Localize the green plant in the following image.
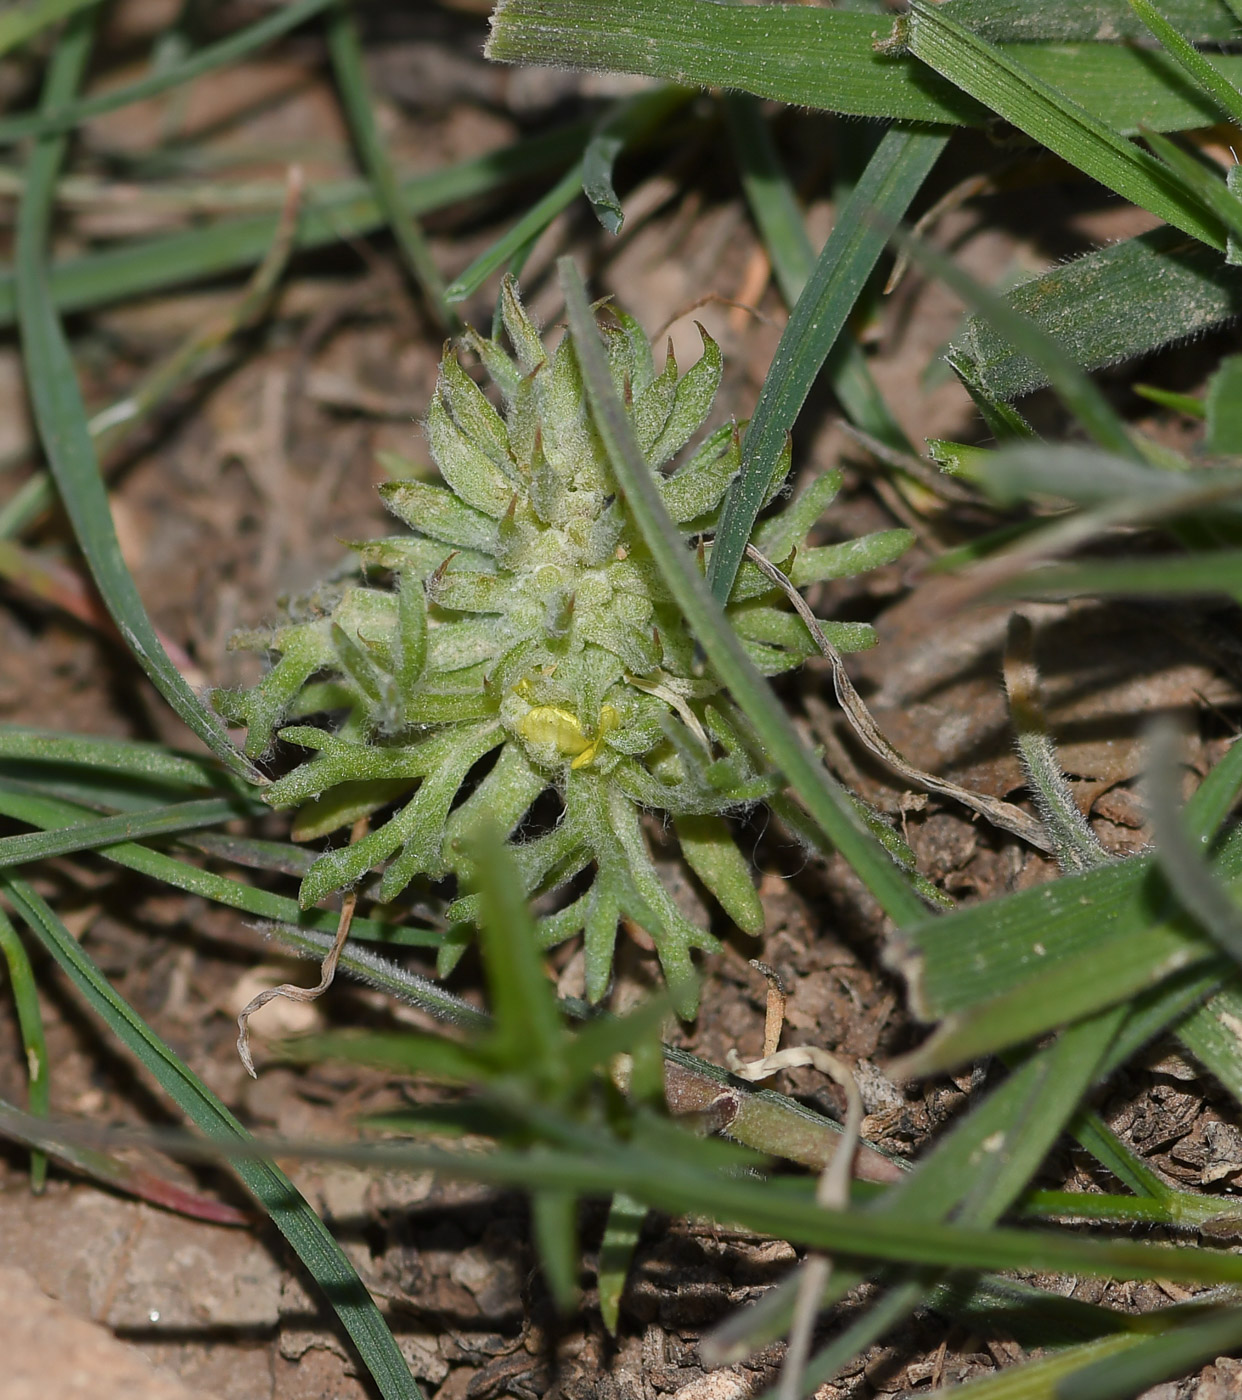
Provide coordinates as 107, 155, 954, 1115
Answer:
16, 4, 1242, 1400
214, 278, 910, 1015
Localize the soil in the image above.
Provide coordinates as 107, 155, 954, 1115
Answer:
3, 3, 1242, 1399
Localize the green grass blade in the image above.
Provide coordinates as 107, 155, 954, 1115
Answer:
467, 824, 562, 1069
995, 551, 1242, 601
930, 1334, 1153, 1400
2, 877, 422, 1400
445, 84, 689, 304
707, 127, 945, 602
0, 906, 48, 1189
903, 0, 1225, 248
0, 0, 334, 145
1176, 983, 1242, 1104
722, 94, 914, 455
598, 1191, 646, 1334
1129, 0, 1242, 128
14, 20, 261, 784
0, 122, 587, 329
1185, 729, 1242, 843
0, 0, 100, 59
953, 1009, 1127, 1226
0, 782, 439, 947
325, 0, 452, 328
0, 726, 254, 794
447, 159, 584, 303
559, 257, 928, 928
1057, 1310, 1242, 1400
900, 233, 1143, 461
1146, 723, 1242, 965
944, 0, 1240, 43
124, 1125, 1242, 1287
1069, 1110, 1170, 1200
488, 0, 980, 123
955, 226, 1242, 403
1143, 126, 1242, 247
487, 0, 1242, 134
0, 795, 255, 869
722, 94, 813, 301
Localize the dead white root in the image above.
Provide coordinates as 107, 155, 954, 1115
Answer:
236, 815, 366, 1077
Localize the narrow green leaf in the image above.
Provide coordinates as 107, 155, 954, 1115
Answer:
1132, 382, 1206, 418
1129, 0, 1242, 127
1142, 125, 1242, 246
708, 127, 945, 602
998, 552, 1242, 602
1185, 726, 1242, 843
128, 1125, 1242, 1287
0, 122, 588, 329
0, 0, 334, 145
488, 0, 980, 124
1058, 1310, 1242, 1400
1146, 722, 1242, 966
0, 781, 439, 947
1177, 983, 1242, 1104
14, 18, 261, 783
722, 93, 914, 455
903, 0, 1225, 248
899, 232, 1143, 462
447, 159, 584, 304
0, 0, 100, 59
3, 877, 422, 1400
0, 907, 48, 1189
0, 726, 254, 794
560, 257, 928, 929
956, 227, 1242, 403
598, 1191, 646, 1334
1207, 354, 1242, 453
487, 0, 1242, 134
945, 0, 1240, 43
467, 822, 563, 1070
0, 795, 256, 869
325, 1, 452, 328
531, 1186, 579, 1311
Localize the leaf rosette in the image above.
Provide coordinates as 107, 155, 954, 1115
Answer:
215, 279, 910, 1014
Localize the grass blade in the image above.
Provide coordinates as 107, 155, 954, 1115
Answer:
0, 781, 439, 948
0, 907, 48, 1189
325, 0, 452, 328
0, 726, 253, 794
0, 795, 256, 869
944, 0, 1240, 43
487, 0, 1242, 134
2, 877, 422, 1400
0, 122, 588, 329
0, 0, 334, 145
902, 0, 1225, 249
1146, 722, 1242, 966
559, 256, 928, 928
14, 17, 262, 783
899, 231, 1144, 461
995, 552, 1242, 602
445, 85, 689, 304
722, 94, 914, 455
95, 1121, 1242, 1287
1058, 1310, 1242, 1400
448, 160, 584, 304
707, 127, 945, 602
954, 226, 1242, 403
0, 0, 100, 59
1129, 0, 1242, 128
